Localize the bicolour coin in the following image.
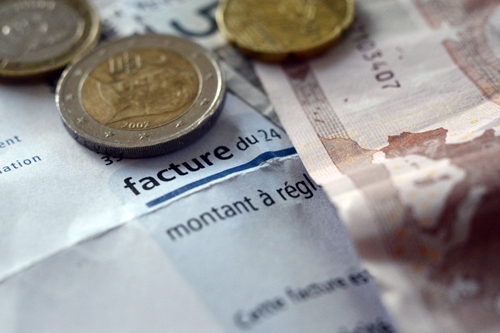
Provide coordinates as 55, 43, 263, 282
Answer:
56, 34, 226, 158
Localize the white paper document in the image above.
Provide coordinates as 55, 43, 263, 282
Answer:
0, 4, 394, 325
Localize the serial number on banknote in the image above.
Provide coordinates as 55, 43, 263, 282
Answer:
351, 19, 401, 90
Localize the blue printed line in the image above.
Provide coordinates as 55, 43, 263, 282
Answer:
146, 147, 297, 208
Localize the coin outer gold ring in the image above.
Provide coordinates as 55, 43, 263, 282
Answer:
0, 0, 100, 78
56, 35, 226, 158
216, 0, 355, 62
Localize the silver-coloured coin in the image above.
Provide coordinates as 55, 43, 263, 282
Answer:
0, 0, 100, 78
56, 34, 226, 158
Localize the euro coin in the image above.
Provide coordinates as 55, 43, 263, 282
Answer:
56, 34, 226, 158
216, 0, 355, 62
0, 0, 100, 79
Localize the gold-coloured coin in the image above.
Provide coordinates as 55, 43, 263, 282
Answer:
56, 34, 226, 158
0, 0, 100, 79
216, 0, 355, 62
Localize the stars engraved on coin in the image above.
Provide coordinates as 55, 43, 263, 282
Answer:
56, 35, 226, 158
65, 94, 73, 101
205, 73, 213, 80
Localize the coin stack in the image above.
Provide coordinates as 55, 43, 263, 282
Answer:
0, 0, 226, 158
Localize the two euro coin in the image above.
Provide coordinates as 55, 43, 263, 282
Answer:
0, 0, 100, 79
217, 0, 355, 62
56, 34, 226, 158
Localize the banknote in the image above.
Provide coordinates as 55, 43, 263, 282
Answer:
255, 1, 500, 333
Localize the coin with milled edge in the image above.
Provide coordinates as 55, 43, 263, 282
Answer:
0, 0, 100, 79
56, 34, 226, 158
216, 0, 355, 62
